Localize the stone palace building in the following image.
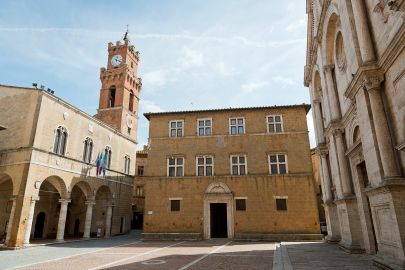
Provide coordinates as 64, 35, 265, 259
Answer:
0, 35, 141, 247
304, 0, 405, 269
141, 105, 322, 241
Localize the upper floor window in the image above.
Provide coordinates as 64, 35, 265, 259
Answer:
197, 118, 212, 136
268, 154, 288, 174
105, 146, 112, 169
82, 137, 93, 163
108, 86, 116, 108
135, 186, 144, 197
267, 115, 283, 133
167, 157, 184, 177
229, 117, 245, 135
137, 165, 144, 176
169, 120, 184, 137
196, 156, 213, 176
124, 155, 130, 174
129, 90, 134, 112
53, 126, 68, 156
230, 155, 247, 175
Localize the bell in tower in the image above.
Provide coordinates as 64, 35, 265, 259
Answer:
96, 31, 142, 141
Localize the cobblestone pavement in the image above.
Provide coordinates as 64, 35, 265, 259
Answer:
0, 232, 275, 270
276, 241, 375, 270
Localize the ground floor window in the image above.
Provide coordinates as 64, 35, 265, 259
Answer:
170, 199, 181, 211
276, 198, 287, 211
235, 198, 246, 211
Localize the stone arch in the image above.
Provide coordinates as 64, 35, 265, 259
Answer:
347, 117, 361, 146
38, 175, 67, 198
205, 182, 232, 194
71, 181, 92, 200
93, 185, 113, 237
0, 173, 14, 242
322, 2, 341, 66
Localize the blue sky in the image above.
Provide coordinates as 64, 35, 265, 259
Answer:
0, 0, 314, 149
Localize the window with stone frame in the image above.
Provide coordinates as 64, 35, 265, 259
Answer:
267, 115, 283, 133
167, 157, 184, 177
196, 156, 214, 176
230, 155, 247, 175
124, 155, 130, 174
268, 154, 288, 174
197, 118, 212, 136
82, 137, 93, 163
137, 165, 144, 176
229, 117, 245, 135
236, 198, 246, 211
169, 120, 184, 137
276, 198, 287, 211
105, 146, 112, 169
53, 126, 68, 156
135, 186, 144, 197
170, 199, 181, 211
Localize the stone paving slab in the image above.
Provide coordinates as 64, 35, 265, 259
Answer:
281, 241, 375, 270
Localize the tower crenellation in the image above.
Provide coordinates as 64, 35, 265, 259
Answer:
96, 33, 141, 141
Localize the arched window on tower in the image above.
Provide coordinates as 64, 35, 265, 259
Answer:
53, 126, 68, 156
82, 137, 93, 163
105, 146, 112, 169
129, 90, 134, 112
108, 86, 116, 108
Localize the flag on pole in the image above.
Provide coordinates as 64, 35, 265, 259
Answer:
102, 152, 107, 177
98, 152, 104, 176
95, 152, 101, 176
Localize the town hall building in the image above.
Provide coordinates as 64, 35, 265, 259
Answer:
0, 35, 141, 247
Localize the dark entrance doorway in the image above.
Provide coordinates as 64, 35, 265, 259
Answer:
34, 212, 45, 239
133, 212, 143, 229
74, 219, 80, 237
210, 203, 227, 238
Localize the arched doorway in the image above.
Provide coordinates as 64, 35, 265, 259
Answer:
32, 176, 66, 241
93, 186, 113, 237
203, 182, 234, 239
34, 212, 46, 239
67, 182, 89, 238
0, 174, 13, 243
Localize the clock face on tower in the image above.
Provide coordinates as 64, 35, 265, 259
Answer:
111, 54, 123, 67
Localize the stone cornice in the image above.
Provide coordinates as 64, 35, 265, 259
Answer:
343, 63, 381, 100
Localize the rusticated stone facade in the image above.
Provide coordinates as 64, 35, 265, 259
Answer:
141, 105, 322, 241
305, 1, 405, 269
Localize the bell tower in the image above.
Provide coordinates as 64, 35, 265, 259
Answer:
96, 33, 142, 141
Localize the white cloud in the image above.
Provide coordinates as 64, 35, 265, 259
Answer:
181, 46, 204, 68
140, 100, 164, 113
142, 69, 169, 88
214, 61, 235, 76
272, 76, 295, 88
286, 18, 306, 33
241, 81, 269, 93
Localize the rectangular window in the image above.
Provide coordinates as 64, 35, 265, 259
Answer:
236, 199, 246, 211
268, 154, 288, 175
229, 117, 245, 135
267, 115, 283, 133
230, 155, 247, 175
276, 198, 287, 211
167, 157, 184, 177
135, 186, 144, 197
170, 199, 180, 211
169, 120, 184, 137
197, 118, 212, 136
196, 156, 214, 176
137, 166, 144, 176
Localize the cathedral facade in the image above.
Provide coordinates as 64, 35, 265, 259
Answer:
305, 1, 405, 269
0, 37, 141, 247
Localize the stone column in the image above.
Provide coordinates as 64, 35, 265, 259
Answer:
23, 196, 39, 246
105, 204, 113, 237
56, 199, 71, 242
313, 100, 325, 144
5, 196, 17, 246
350, 0, 375, 63
320, 153, 333, 202
334, 130, 353, 196
323, 65, 341, 121
83, 200, 95, 239
363, 76, 401, 178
